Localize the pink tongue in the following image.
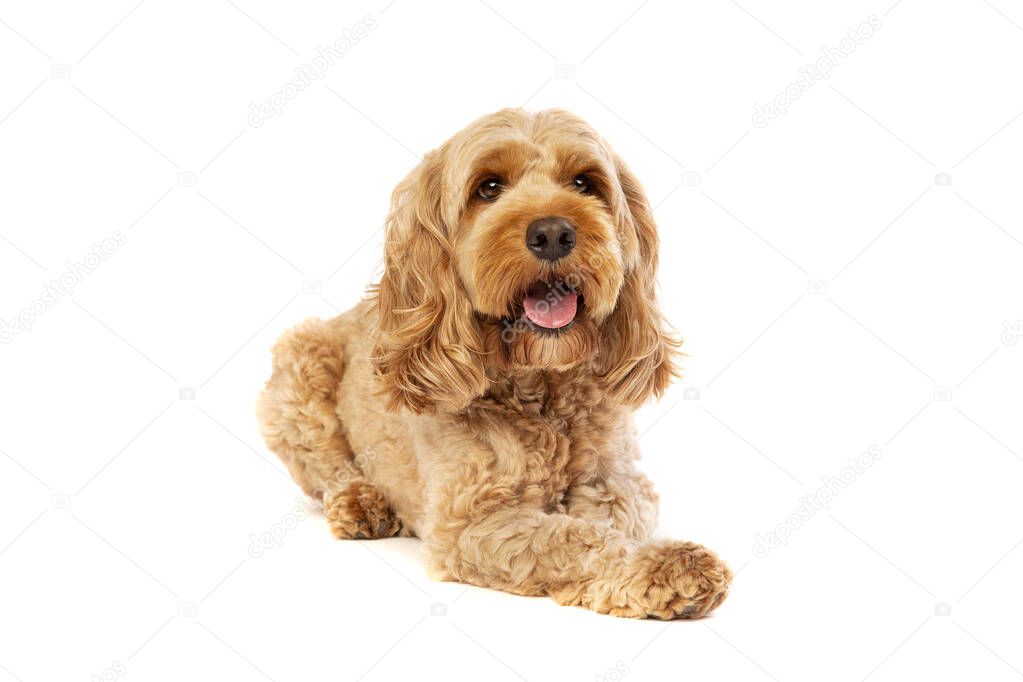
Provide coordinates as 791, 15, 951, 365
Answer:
523, 292, 578, 329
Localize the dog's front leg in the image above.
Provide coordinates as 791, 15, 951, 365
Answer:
564, 464, 661, 541
421, 468, 731, 619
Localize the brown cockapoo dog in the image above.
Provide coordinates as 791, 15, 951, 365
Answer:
258, 108, 732, 619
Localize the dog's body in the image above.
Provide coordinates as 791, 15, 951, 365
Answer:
258, 109, 731, 619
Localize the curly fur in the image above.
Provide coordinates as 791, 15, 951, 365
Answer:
257, 108, 731, 619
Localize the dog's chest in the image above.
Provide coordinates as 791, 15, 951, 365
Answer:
476, 370, 622, 507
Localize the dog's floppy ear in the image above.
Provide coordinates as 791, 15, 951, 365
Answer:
371, 151, 488, 414
597, 154, 682, 405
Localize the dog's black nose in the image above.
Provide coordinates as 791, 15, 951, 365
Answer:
526, 217, 576, 261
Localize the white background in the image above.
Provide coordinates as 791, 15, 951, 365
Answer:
2, 1, 1022, 680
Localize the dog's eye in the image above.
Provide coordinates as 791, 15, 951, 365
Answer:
478, 177, 503, 201
572, 175, 592, 194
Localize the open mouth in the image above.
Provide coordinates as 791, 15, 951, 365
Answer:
518, 280, 581, 332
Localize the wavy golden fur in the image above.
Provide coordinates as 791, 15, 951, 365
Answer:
258, 109, 731, 619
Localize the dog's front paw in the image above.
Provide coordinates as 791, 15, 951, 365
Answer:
325, 481, 402, 540
590, 540, 732, 620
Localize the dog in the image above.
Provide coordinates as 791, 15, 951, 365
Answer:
257, 108, 732, 619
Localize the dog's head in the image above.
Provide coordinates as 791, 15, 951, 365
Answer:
372, 108, 679, 413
